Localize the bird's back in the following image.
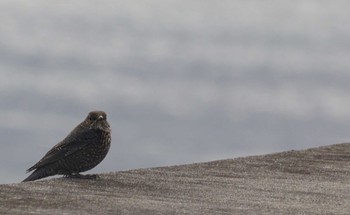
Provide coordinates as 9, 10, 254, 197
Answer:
23, 117, 111, 182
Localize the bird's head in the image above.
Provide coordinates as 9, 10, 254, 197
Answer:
85, 111, 111, 132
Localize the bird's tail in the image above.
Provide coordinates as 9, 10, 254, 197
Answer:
22, 168, 55, 182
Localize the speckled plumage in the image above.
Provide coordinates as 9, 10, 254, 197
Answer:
22, 111, 111, 182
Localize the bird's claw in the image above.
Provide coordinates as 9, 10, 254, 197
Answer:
64, 173, 99, 180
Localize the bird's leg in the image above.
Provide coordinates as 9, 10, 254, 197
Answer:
64, 173, 99, 180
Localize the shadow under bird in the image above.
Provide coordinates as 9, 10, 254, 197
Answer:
22, 111, 111, 182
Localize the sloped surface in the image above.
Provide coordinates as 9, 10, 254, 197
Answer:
1, 143, 350, 214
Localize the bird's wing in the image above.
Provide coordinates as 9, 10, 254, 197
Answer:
26, 127, 98, 172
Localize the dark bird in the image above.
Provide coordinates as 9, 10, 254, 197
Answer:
22, 111, 111, 182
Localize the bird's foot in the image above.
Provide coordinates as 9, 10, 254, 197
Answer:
64, 173, 99, 180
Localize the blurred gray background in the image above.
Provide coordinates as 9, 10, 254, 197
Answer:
1, 1, 350, 184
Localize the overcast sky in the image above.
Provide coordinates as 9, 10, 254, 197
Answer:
1, 1, 350, 184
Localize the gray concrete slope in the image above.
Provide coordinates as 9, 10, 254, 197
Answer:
1, 143, 350, 214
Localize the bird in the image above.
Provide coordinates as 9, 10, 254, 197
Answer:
22, 111, 111, 182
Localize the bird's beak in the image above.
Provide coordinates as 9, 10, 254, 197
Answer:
98, 115, 104, 120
